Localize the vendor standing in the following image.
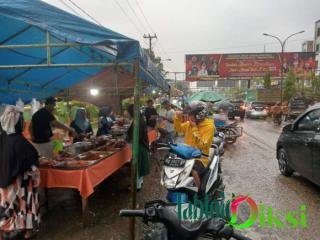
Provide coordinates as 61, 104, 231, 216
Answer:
29, 97, 77, 159
70, 108, 93, 143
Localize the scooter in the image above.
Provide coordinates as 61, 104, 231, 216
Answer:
158, 143, 224, 204
120, 200, 252, 240
216, 122, 243, 144
214, 132, 225, 156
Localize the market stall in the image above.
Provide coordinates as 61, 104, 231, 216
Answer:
0, 0, 167, 234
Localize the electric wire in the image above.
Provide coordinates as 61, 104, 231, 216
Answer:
66, 0, 103, 26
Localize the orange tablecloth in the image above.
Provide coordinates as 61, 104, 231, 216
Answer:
147, 129, 158, 144
40, 144, 131, 199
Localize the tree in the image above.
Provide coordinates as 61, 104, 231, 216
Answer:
312, 74, 320, 99
263, 72, 271, 89
284, 70, 297, 101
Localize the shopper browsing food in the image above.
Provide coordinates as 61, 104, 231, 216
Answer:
0, 106, 40, 240
70, 108, 93, 143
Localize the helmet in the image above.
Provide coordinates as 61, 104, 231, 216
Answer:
187, 101, 208, 122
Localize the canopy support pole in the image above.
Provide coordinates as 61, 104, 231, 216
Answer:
46, 31, 51, 65
114, 65, 121, 112
130, 59, 140, 240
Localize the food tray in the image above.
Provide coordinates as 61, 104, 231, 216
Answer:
52, 160, 97, 170
76, 151, 114, 161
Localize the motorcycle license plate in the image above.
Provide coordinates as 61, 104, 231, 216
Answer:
164, 158, 186, 168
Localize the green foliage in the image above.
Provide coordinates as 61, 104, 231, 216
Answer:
54, 101, 70, 124
284, 70, 297, 101
312, 75, 320, 98
54, 101, 99, 124
263, 72, 271, 89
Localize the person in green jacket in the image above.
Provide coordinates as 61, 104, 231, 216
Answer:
126, 104, 150, 190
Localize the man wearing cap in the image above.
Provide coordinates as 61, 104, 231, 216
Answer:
29, 97, 77, 159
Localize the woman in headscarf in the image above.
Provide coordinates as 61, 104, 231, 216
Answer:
96, 107, 114, 137
0, 106, 40, 240
126, 104, 150, 190
70, 108, 93, 143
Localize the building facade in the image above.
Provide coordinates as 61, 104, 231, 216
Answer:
302, 41, 314, 52
315, 20, 320, 75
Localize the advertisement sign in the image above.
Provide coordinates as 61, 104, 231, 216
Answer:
185, 52, 316, 81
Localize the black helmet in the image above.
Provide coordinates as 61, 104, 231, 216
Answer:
186, 101, 208, 122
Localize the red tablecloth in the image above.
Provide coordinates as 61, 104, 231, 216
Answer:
40, 130, 157, 199
40, 144, 131, 198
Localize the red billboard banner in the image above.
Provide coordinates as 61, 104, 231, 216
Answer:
185, 52, 316, 81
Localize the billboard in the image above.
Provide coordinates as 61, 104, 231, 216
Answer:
185, 52, 316, 81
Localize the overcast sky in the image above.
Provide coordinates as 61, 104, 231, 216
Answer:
44, 0, 320, 80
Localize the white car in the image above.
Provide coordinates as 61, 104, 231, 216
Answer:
246, 102, 268, 119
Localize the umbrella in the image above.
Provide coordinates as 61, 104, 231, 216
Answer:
188, 91, 228, 103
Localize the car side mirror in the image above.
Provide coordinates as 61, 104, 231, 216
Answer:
283, 123, 294, 132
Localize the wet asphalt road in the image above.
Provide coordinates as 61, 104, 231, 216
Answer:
222, 118, 320, 240
34, 118, 320, 240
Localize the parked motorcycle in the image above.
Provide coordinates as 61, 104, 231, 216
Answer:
216, 122, 243, 144
120, 200, 252, 240
157, 143, 224, 204
214, 132, 225, 156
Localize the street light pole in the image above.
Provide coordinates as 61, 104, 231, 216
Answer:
262, 31, 305, 104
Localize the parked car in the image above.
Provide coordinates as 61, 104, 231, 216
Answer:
287, 97, 308, 120
228, 100, 246, 120
276, 104, 320, 185
246, 101, 268, 119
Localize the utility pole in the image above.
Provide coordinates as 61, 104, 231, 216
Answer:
143, 33, 157, 56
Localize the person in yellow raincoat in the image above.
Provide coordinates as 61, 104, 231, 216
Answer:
174, 101, 215, 188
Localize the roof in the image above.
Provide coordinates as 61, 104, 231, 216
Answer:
0, 0, 169, 104
307, 103, 320, 111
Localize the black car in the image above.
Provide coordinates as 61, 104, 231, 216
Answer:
228, 100, 246, 120
276, 104, 320, 185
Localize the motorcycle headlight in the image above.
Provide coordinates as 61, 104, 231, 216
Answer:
164, 176, 177, 189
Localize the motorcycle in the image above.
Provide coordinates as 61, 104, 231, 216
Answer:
157, 143, 224, 204
216, 122, 243, 144
120, 200, 252, 240
214, 132, 225, 156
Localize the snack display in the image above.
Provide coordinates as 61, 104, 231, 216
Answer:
39, 136, 127, 170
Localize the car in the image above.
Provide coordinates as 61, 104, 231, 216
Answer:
287, 97, 309, 120
276, 104, 320, 185
246, 101, 268, 119
228, 100, 246, 120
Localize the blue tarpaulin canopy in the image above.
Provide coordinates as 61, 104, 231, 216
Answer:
0, 0, 169, 104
